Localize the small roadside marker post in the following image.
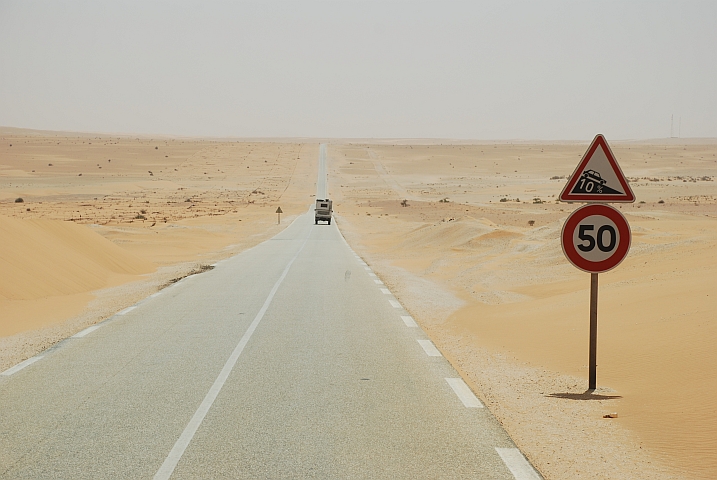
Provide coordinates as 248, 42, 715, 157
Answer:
276, 206, 282, 224
559, 135, 635, 390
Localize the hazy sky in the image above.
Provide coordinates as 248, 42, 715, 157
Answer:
1, 1, 716, 139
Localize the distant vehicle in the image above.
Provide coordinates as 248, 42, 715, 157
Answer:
315, 198, 332, 225
582, 170, 607, 185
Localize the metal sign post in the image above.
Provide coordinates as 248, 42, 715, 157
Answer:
276, 206, 283, 224
562, 203, 631, 390
560, 134, 634, 391
589, 273, 598, 390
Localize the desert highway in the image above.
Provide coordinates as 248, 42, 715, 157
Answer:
0, 145, 541, 479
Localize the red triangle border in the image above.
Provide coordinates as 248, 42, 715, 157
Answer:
559, 134, 635, 203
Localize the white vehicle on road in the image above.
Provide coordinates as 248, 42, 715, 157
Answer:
315, 198, 332, 225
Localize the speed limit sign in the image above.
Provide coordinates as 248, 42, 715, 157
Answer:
561, 203, 631, 273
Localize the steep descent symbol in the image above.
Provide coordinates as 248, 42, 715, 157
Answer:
559, 134, 635, 203
571, 169, 623, 195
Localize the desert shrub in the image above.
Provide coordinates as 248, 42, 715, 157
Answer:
15, 197, 23, 203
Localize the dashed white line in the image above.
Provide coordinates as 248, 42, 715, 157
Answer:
389, 300, 402, 309
364, 266, 371, 271
495, 448, 542, 480
417, 340, 442, 357
1, 356, 44, 376
401, 315, 418, 327
380, 288, 391, 295
72, 325, 101, 338
117, 305, 136, 315
368, 272, 377, 277
445, 378, 484, 408
373, 279, 383, 284
150, 292, 162, 298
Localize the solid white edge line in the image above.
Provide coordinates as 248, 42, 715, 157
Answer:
417, 339, 442, 357
72, 325, 101, 338
380, 288, 391, 295
495, 448, 542, 480
389, 300, 402, 309
117, 305, 136, 315
1, 356, 44, 376
445, 378, 484, 408
401, 315, 418, 327
153, 236, 310, 480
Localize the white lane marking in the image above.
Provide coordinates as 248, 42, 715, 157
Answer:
401, 315, 418, 327
389, 300, 402, 309
374, 279, 383, 285
1, 356, 44, 376
72, 325, 101, 338
380, 288, 391, 295
417, 339, 442, 357
368, 272, 377, 277
359, 261, 367, 266
117, 305, 136, 315
154, 236, 310, 480
364, 266, 371, 271
445, 378, 484, 408
150, 292, 162, 298
496, 448, 542, 480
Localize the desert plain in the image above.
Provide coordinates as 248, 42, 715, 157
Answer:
1, 127, 716, 479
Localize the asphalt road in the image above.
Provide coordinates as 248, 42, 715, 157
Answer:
0, 145, 542, 479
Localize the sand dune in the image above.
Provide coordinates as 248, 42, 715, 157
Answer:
0, 216, 153, 336
0, 131, 317, 365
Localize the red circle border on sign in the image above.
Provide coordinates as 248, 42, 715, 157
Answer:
561, 204, 631, 273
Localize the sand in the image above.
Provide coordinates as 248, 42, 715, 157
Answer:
2, 129, 716, 478
0, 128, 317, 370
329, 141, 717, 479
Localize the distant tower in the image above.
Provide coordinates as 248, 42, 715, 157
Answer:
671, 114, 674, 138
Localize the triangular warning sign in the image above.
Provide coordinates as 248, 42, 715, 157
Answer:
559, 134, 635, 203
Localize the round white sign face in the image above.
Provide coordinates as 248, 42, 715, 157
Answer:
571, 214, 621, 263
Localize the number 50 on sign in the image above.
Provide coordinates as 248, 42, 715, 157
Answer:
561, 204, 631, 274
